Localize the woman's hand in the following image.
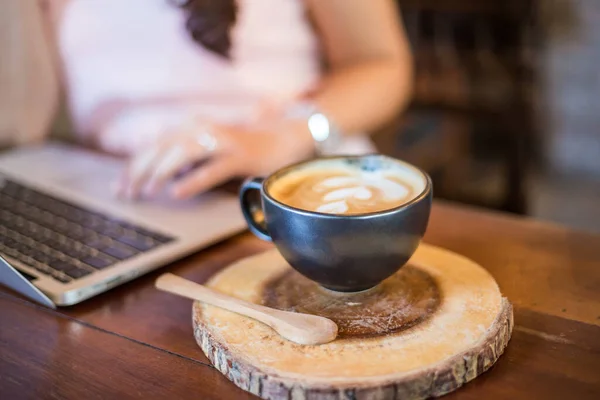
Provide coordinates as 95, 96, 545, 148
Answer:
116, 119, 315, 200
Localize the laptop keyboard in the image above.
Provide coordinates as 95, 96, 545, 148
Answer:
0, 179, 174, 284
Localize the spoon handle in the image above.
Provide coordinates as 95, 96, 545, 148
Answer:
155, 273, 277, 326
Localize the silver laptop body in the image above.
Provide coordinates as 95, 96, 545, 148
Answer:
0, 143, 246, 306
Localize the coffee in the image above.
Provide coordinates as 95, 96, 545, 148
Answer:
240, 154, 432, 291
269, 161, 425, 215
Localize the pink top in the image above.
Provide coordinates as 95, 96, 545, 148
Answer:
57, 0, 373, 154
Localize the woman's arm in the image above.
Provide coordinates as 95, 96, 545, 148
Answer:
119, 0, 412, 199
0, 0, 61, 147
305, 0, 413, 135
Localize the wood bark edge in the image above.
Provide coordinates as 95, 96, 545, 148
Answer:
193, 298, 513, 400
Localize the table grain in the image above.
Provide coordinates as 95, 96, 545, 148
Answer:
1, 201, 599, 399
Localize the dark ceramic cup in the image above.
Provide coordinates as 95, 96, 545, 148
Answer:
239, 155, 432, 292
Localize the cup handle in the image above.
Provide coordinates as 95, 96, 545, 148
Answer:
239, 177, 272, 241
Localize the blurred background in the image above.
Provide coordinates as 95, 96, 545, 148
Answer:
370, 0, 600, 232
3, 0, 600, 233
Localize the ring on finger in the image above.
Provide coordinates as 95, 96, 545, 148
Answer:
195, 125, 218, 153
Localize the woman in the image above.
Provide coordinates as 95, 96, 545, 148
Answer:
2, 0, 413, 200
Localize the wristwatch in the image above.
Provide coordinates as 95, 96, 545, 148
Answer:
284, 102, 342, 155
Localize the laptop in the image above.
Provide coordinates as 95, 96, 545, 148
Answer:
0, 143, 246, 307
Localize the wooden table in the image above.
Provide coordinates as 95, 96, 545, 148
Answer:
1, 202, 599, 399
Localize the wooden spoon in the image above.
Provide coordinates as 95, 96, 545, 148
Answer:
155, 273, 338, 345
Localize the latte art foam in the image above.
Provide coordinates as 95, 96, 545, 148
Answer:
269, 168, 420, 215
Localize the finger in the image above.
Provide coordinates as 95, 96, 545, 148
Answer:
170, 157, 238, 200
119, 145, 166, 200
142, 143, 210, 196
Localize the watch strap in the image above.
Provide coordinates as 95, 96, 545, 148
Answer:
284, 102, 342, 155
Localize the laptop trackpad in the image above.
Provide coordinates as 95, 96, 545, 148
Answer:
0, 144, 242, 232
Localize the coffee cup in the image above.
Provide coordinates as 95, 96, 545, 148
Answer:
239, 155, 432, 292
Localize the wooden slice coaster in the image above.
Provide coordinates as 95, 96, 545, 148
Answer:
193, 244, 513, 400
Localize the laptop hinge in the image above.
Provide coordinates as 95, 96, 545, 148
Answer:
0, 255, 56, 309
